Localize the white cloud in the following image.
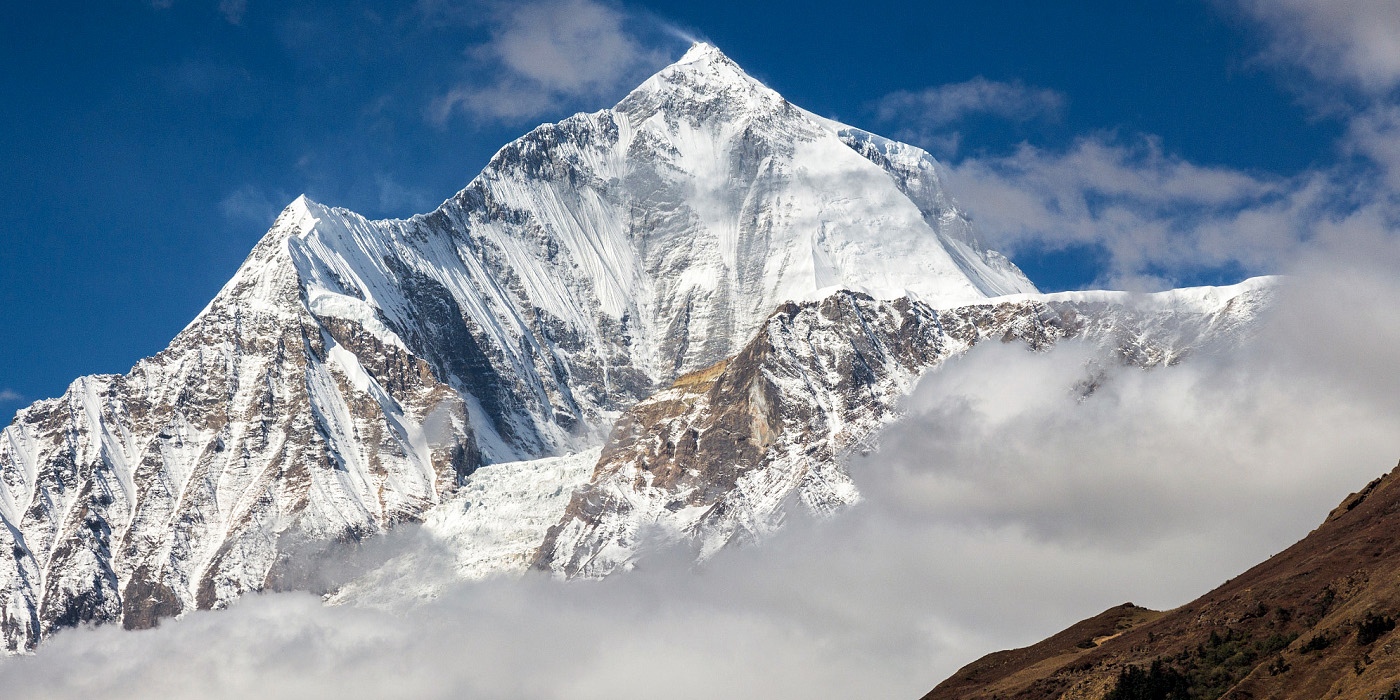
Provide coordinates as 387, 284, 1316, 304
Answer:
848, 5, 1400, 294
876, 77, 1065, 127
942, 135, 1352, 289
865, 4, 1400, 291
429, 0, 672, 123
0, 390, 22, 403
4, 234, 1400, 698
1233, 0, 1400, 95
1343, 104, 1400, 189
872, 78, 1064, 157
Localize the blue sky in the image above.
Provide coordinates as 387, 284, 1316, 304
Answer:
2, 0, 1397, 416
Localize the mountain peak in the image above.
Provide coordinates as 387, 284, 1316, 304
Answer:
617, 41, 780, 123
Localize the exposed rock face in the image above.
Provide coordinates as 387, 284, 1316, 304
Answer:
535, 282, 1274, 578
921, 458, 1400, 700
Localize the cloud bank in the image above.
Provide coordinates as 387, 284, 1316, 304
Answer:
942, 136, 1334, 290
1233, 0, 1400, 95
874, 78, 1065, 128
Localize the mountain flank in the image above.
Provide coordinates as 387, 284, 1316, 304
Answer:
923, 459, 1400, 700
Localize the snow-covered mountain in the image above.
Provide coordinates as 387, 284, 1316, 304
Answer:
0, 43, 1269, 651
534, 280, 1273, 578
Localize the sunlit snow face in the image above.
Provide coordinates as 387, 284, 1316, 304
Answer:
4, 236, 1400, 700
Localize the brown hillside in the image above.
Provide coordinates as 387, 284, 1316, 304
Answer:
923, 459, 1400, 700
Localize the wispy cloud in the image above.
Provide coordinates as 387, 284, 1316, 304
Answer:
1232, 0, 1400, 96
871, 78, 1064, 156
928, 2, 1400, 291
0, 389, 22, 403
220, 185, 294, 226
876, 78, 1065, 128
428, 0, 675, 123
943, 134, 1339, 289
1344, 104, 1400, 189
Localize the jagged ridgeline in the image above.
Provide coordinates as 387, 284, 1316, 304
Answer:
0, 43, 1273, 652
